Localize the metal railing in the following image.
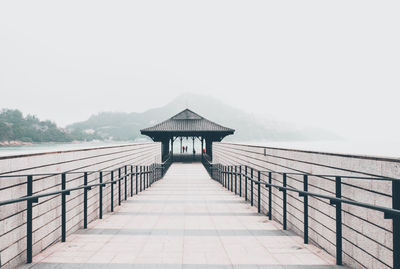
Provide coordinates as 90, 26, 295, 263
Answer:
0, 160, 171, 264
201, 158, 400, 268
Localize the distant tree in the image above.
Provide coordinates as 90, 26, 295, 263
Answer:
0, 108, 96, 143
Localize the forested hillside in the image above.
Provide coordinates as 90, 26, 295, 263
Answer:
0, 109, 98, 143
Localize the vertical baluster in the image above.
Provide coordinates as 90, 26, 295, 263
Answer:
231, 166, 233, 192
99, 172, 103, 219
224, 166, 226, 188
239, 166, 242, 197
136, 166, 139, 194
303, 175, 308, 244
140, 166, 143, 192
245, 166, 248, 201
118, 168, 121, 205
250, 168, 254, 206
26, 175, 33, 263
257, 171, 261, 213
392, 179, 400, 269
146, 165, 150, 188
111, 170, 114, 212
268, 172, 272, 220
235, 166, 237, 195
124, 165, 127, 200
83, 172, 88, 229
283, 173, 287, 230
130, 165, 134, 196
228, 166, 231, 191
335, 176, 342, 265
61, 173, 67, 242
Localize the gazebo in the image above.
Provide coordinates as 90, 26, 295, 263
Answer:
140, 109, 235, 161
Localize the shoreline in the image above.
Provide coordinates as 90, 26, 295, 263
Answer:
0, 140, 34, 146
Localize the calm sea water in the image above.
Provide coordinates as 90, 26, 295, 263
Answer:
243, 139, 400, 159
0, 139, 399, 159
0, 141, 133, 157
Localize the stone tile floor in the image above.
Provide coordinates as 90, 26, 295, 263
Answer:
21, 163, 346, 269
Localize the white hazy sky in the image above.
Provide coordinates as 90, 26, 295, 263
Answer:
0, 0, 399, 140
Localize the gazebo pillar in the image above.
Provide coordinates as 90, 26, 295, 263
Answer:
205, 138, 213, 160
161, 138, 170, 161
170, 137, 174, 160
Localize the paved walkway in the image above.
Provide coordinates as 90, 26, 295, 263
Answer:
24, 163, 342, 269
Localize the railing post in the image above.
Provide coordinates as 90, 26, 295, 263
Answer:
250, 168, 254, 206
145, 165, 147, 190
282, 173, 287, 230
231, 166, 233, 192
83, 172, 88, 229
61, 173, 67, 242
226, 166, 228, 189
231, 166, 234, 192
303, 175, 309, 244
219, 164, 222, 183
118, 167, 121, 206
140, 166, 143, 192
26, 175, 33, 263
149, 165, 152, 185
144, 166, 147, 189
229, 166, 232, 191
99, 171, 103, 219
227, 166, 229, 190
393, 179, 400, 269
245, 166, 248, 201
111, 170, 114, 212
239, 166, 242, 197
221, 164, 223, 184
268, 172, 272, 220
136, 166, 139, 194
224, 166, 226, 188
144, 166, 147, 188
131, 165, 134, 197
335, 176, 342, 265
124, 165, 127, 200
146, 165, 150, 188
257, 171, 261, 213
152, 164, 155, 185
235, 166, 237, 195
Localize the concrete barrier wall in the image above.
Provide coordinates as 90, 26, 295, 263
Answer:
0, 143, 161, 269
213, 142, 398, 269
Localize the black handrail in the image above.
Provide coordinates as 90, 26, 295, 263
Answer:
0, 161, 167, 264
204, 162, 400, 269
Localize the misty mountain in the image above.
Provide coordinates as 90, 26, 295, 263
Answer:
66, 93, 338, 142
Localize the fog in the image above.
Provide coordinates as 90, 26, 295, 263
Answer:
1, 0, 399, 140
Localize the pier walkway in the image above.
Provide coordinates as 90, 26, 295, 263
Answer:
23, 163, 341, 269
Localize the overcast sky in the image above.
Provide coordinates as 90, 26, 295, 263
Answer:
0, 0, 399, 140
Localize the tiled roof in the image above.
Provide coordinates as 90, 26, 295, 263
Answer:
141, 109, 234, 133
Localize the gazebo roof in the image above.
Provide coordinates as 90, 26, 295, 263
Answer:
140, 109, 235, 134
